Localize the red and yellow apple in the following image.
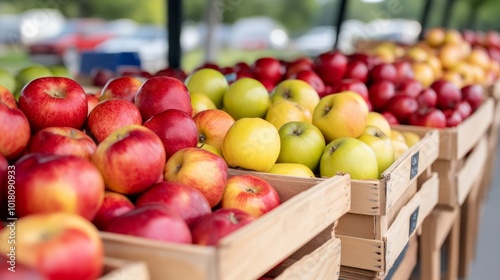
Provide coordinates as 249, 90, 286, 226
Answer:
0, 89, 30, 161
99, 76, 143, 102
28, 127, 96, 160
91, 191, 135, 231
193, 109, 235, 152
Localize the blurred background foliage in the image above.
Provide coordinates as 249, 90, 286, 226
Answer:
1, 0, 500, 33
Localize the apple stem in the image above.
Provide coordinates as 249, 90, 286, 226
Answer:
198, 134, 206, 143
70, 129, 78, 138
228, 213, 239, 224
245, 188, 256, 193
293, 128, 303, 136
283, 89, 292, 99
323, 106, 331, 115
329, 146, 337, 154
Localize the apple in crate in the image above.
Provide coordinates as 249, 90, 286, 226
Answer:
86, 98, 142, 143
270, 79, 320, 117
461, 84, 485, 111
397, 78, 423, 98
92, 125, 166, 195
369, 62, 398, 83
313, 91, 368, 142
193, 109, 235, 152
221, 174, 281, 218
134, 76, 192, 121
185, 68, 229, 109
267, 163, 315, 178
265, 99, 312, 130
191, 208, 255, 246
344, 60, 369, 83
28, 127, 96, 160
136, 181, 212, 228
417, 88, 438, 109
106, 203, 192, 244
276, 121, 325, 172
164, 147, 228, 207
285, 57, 313, 78
431, 80, 462, 110
18, 77, 88, 132
333, 79, 369, 103
14, 153, 105, 220
320, 137, 379, 180
386, 95, 419, 124
222, 118, 281, 172
0, 84, 16, 108
0, 213, 104, 280
92, 191, 135, 231
314, 50, 348, 84
358, 126, 395, 177
144, 109, 198, 160
86, 93, 100, 115
290, 69, 326, 97
366, 111, 392, 137
222, 78, 270, 120
252, 57, 284, 86
190, 92, 217, 116
0, 90, 30, 161
99, 76, 143, 102
369, 80, 396, 112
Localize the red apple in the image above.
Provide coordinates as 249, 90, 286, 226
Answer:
134, 76, 192, 121
221, 174, 281, 218
285, 57, 313, 78
91, 125, 166, 195
191, 208, 255, 245
455, 101, 472, 120
0, 96, 30, 162
28, 127, 96, 160
417, 88, 438, 109
334, 79, 369, 102
443, 109, 463, 127
349, 53, 381, 70
86, 94, 100, 115
369, 63, 397, 83
195, 62, 220, 71
91, 67, 115, 87
99, 76, 143, 102
314, 51, 348, 84
154, 67, 188, 81
14, 153, 105, 220
369, 80, 396, 111
234, 62, 252, 74
91, 191, 135, 231
411, 108, 447, 128
461, 84, 485, 111
0, 154, 7, 211
344, 60, 368, 83
252, 57, 283, 85
106, 203, 192, 244
0, 84, 16, 108
193, 109, 235, 151
18, 77, 88, 132
143, 109, 198, 159
397, 79, 423, 98
291, 70, 326, 97
387, 95, 419, 123
430, 80, 462, 110
164, 147, 228, 207
382, 111, 400, 125
484, 30, 500, 49
86, 98, 142, 143
393, 60, 415, 82
136, 181, 211, 227
0, 212, 104, 280
260, 78, 276, 93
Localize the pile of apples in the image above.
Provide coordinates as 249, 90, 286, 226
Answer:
0, 75, 287, 280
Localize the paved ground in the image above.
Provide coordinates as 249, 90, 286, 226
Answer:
468, 142, 500, 280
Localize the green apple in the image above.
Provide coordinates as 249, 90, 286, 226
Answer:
265, 99, 311, 130
402, 131, 421, 148
15, 65, 53, 98
198, 143, 223, 158
313, 92, 368, 142
366, 111, 391, 137
268, 163, 315, 178
0, 67, 16, 94
185, 68, 228, 108
319, 137, 378, 180
357, 126, 395, 177
190, 92, 217, 116
391, 139, 409, 160
48, 65, 73, 78
222, 118, 280, 172
222, 78, 270, 120
270, 79, 320, 115
276, 121, 325, 172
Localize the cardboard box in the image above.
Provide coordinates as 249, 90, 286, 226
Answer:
101, 174, 350, 280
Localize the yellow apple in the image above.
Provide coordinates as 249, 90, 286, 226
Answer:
265, 99, 312, 130
444, 29, 463, 45
190, 92, 217, 116
391, 139, 409, 160
185, 68, 228, 108
439, 44, 463, 69
222, 118, 280, 172
402, 131, 421, 147
313, 92, 368, 142
406, 46, 429, 62
427, 55, 443, 79
270, 79, 320, 115
467, 47, 491, 69
390, 130, 406, 143
442, 71, 464, 89
451, 62, 475, 86
425, 27, 446, 48
222, 78, 270, 120
199, 143, 223, 158
357, 126, 395, 177
319, 137, 379, 180
267, 163, 315, 178
411, 62, 435, 88
366, 111, 391, 137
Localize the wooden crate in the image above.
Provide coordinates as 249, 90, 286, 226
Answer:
338, 234, 418, 280
337, 172, 439, 276
265, 236, 342, 280
419, 205, 461, 280
101, 173, 350, 280
100, 257, 149, 280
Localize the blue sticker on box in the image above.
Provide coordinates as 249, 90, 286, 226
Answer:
410, 151, 419, 180
409, 207, 419, 236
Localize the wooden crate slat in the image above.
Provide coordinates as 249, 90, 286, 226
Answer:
338, 235, 384, 271
457, 137, 488, 205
